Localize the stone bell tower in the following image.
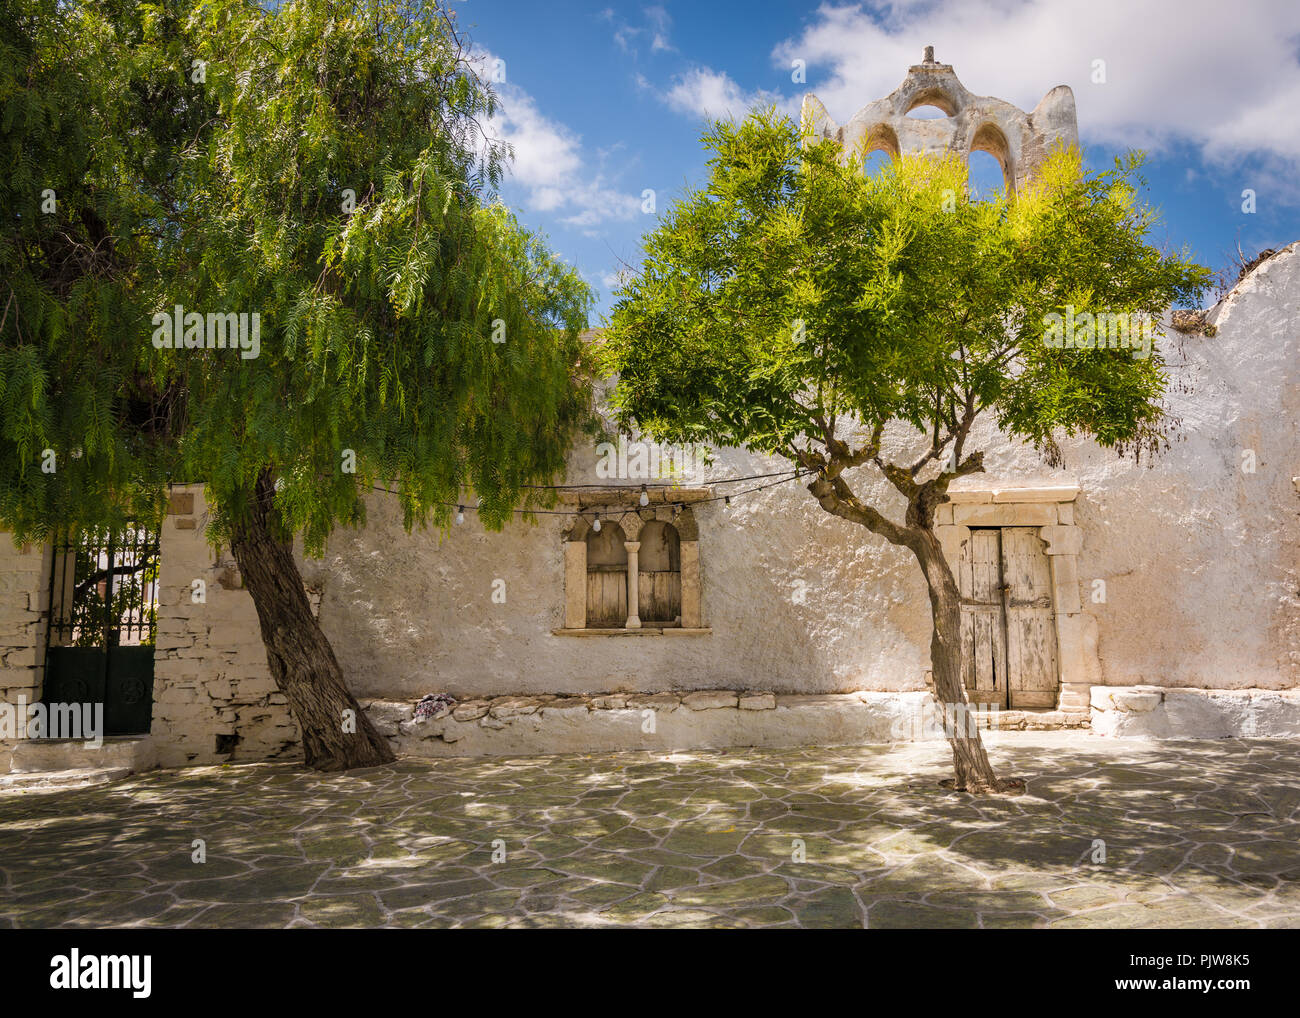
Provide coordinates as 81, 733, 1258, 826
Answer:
800, 47, 1078, 193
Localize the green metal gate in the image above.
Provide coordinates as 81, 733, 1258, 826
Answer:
42, 525, 160, 736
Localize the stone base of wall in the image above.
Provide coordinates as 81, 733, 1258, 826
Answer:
1091, 686, 1300, 738
0, 735, 157, 775
970, 707, 1089, 730
362, 689, 1088, 759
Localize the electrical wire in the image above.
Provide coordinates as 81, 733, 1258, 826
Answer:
368, 468, 816, 519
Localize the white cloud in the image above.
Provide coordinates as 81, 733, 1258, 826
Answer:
646, 5, 675, 53
601, 5, 677, 57
771, 0, 1300, 166
663, 67, 788, 121
473, 50, 640, 230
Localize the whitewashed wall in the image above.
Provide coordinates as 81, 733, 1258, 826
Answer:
301, 244, 1300, 701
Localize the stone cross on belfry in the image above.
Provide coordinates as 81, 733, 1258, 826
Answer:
799, 50, 1079, 194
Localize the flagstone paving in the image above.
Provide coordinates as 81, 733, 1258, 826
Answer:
1, 732, 1298, 928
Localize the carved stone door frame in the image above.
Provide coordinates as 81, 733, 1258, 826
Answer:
934, 484, 1095, 715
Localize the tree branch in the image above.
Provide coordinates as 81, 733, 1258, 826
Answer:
805, 469, 917, 549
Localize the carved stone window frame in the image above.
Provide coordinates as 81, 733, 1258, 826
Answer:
933, 483, 1094, 714
555, 487, 710, 636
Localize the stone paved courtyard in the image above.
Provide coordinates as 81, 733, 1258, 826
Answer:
1, 732, 1298, 928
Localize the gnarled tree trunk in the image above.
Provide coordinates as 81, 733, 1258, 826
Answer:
228, 470, 395, 771
806, 462, 1008, 795
912, 528, 1015, 793
805, 463, 1015, 793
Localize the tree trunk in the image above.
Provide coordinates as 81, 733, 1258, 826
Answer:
912, 528, 1018, 794
228, 471, 395, 771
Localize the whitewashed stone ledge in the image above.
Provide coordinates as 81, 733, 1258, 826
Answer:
1090, 686, 1300, 739
360, 690, 1084, 759
0, 735, 156, 776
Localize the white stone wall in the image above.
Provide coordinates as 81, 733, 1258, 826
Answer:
4, 249, 1294, 767
151, 487, 299, 767
1091, 686, 1300, 738
361, 690, 1085, 760
301, 245, 1300, 703
972, 244, 1300, 692
0, 537, 48, 705
0, 536, 49, 771
299, 453, 936, 699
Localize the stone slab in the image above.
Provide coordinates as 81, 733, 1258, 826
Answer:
1091, 686, 1300, 739
952, 503, 1057, 527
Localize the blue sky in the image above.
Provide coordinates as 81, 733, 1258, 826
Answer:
458, 0, 1300, 319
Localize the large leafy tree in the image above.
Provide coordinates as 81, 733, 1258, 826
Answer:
1, 0, 594, 769
603, 111, 1208, 793
0, 0, 177, 530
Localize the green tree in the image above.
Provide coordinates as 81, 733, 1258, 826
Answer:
0, 0, 177, 533
602, 111, 1208, 792
1, 0, 594, 769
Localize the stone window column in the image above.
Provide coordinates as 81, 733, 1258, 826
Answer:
624, 541, 641, 629
679, 540, 702, 628
557, 495, 710, 635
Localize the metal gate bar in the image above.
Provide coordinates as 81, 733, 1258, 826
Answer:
46, 525, 160, 649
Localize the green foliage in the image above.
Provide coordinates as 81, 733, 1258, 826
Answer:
0, 0, 174, 533
1, 0, 593, 550
602, 109, 1210, 521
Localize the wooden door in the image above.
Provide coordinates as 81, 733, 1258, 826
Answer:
1000, 527, 1059, 708
637, 521, 682, 625
956, 528, 1008, 709
586, 570, 627, 627
586, 523, 628, 628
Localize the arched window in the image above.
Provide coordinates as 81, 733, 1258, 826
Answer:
904, 88, 959, 118
861, 124, 900, 179
637, 521, 681, 625
585, 521, 628, 628
969, 122, 1014, 195
559, 501, 706, 634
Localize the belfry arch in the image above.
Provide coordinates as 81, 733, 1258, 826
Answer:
970, 121, 1014, 194
802, 46, 1078, 195
862, 122, 901, 159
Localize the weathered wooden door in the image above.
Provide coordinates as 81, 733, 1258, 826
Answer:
585, 523, 628, 628
954, 527, 1058, 709
956, 528, 1008, 708
637, 521, 682, 625
1000, 527, 1058, 708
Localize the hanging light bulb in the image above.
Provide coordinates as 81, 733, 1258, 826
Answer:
592, 512, 602, 533
455, 506, 465, 525
639, 484, 649, 507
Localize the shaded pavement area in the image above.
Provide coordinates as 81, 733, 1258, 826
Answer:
1, 733, 1297, 928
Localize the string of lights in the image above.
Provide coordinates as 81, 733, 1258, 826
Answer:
515, 470, 804, 491
368, 467, 817, 525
